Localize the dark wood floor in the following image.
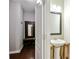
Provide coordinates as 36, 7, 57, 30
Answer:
10, 46, 35, 59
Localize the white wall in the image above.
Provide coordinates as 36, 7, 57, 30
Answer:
64, 0, 70, 43
24, 11, 35, 21
9, 2, 16, 51
35, 4, 43, 59
9, 1, 23, 52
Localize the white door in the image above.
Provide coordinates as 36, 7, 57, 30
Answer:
35, 4, 43, 59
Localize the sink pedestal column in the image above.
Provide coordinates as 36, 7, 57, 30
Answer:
54, 47, 60, 59
50, 39, 66, 59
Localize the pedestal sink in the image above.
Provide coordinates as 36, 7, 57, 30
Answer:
50, 39, 66, 47
50, 39, 66, 59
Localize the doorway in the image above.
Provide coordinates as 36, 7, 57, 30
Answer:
10, 0, 43, 59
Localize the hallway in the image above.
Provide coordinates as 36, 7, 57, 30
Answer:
10, 46, 35, 59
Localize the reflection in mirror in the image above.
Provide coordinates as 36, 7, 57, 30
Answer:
28, 24, 33, 36
50, 12, 62, 35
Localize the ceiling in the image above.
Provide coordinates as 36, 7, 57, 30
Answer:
10, 0, 45, 12
10, 0, 36, 12
21, 0, 36, 12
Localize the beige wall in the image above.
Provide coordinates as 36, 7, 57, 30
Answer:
43, 0, 64, 59
50, 0, 64, 39
64, 0, 70, 43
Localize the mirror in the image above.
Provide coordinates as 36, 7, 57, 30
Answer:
49, 0, 63, 35
25, 21, 35, 38
50, 12, 62, 35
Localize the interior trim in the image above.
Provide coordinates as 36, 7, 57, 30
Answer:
9, 45, 23, 54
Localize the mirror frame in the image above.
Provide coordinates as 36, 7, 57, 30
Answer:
25, 21, 35, 38
50, 12, 62, 35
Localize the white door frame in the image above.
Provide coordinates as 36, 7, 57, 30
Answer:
35, 2, 44, 59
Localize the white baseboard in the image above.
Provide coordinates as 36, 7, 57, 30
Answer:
9, 45, 23, 54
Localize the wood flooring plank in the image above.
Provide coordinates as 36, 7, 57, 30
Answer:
10, 47, 35, 59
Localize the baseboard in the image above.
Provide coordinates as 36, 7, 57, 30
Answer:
9, 45, 23, 54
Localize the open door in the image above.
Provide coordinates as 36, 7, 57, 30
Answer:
35, 3, 43, 59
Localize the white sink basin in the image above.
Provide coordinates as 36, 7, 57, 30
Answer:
50, 39, 66, 47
